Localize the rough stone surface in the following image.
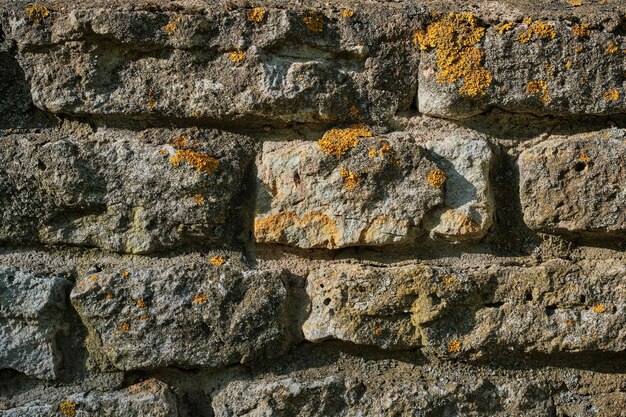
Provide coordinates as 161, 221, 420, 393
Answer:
0, 379, 179, 417
70, 262, 297, 371
0, 128, 253, 254
0, 267, 69, 380
519, 131, 626, 237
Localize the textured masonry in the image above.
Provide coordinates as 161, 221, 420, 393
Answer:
1, 1, 626, 416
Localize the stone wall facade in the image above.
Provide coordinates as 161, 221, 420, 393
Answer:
1, 1, 625, 416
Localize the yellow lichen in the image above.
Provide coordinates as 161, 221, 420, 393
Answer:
340, 8, 354, 18
163, 20, 178, 35
526, 80, 552, 104
496, 22, 514, 35
374, 327, 383, 336
122, 270, 129, 277
210, 255, 226, 266
59, 400, 76, 417
170, 149, 220, 174
25, 3, 49, 24
229, 50, 246, 63
171, 135, 189, 148
192, 194, 205, 206
246, 7, 266, 23
606, 41, 619, 54
414, 13, 492, 97
448, 339, 462, 353
565, 60, 572, 69
303, 12, 324, 33
89, 274, 99, 282
572, 23, 590, 38
518, 21, 556, 43
544, 64, 553, 74
368, 147, 377, 158
379, 144, 393, 157
443, 275, 456, 285
136, 298, 147, 309
578, 150, 591, 163
603, 88, 619, 101
575, 44, 584, 53
568, 0, 582, 5
427, 168, 447, 188
120, 322, 130, 332
339, 167, 361, 190
193, 293, 208, 304
140, 315, 149, 321
317, 125, 372, 157
592, 304, 605, 313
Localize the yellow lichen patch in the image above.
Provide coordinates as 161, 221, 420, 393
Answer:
317, 125, 372, 157
246, 7, 266, 23
210, 255, 226, 267
193, 194, 205, 206
496, 22, 514, 35
379, 144, 393, 157
592, 304, 605, 313
448, 339, 462, 353
136, 298, 147, 309
578, 150, 591, 163
140, 315, 149, 321
427, 168, 447, 188
572, 23, 590, 38
443, 275, 456, 285
254, 211, 339, 246
374, 327, 383, 336
575, 44, 584, 53
193, 293, 208, 304
518, 21, 556, 43
25, 3, 49, 24
339, 166, 361, 190
229, 50, 246, 63
303, 12, 324, 33
163, 20, 177, 34
122, 270, 129, 277
120, 322, 130, 332
603, 88, 620, 101
565, 60, 572, 69
89, 274, 99, 283
568, 0, 583, 5
526, 80, 552, 104
59, 400, 76, 417
170, 149, 220, 174
606, 41, 619, 54
415, 13, 492, 97
340, 8, 354, 18
544, 64, 553, 74
171, 135, 189, 148
368, 147, 377, 158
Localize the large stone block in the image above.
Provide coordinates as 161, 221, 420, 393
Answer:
0, 267, 69, 380
0, 128, 253, 253
70, 262, 296, 370
0, 379, 179, 417
519, 131, 625, 237
417, 14, 626, 119
5, 4, 421, 124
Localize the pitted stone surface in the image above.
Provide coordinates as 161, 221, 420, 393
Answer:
0, 267, 69, 380
70, 263, 295, 370
519, 131, 626, 237
0, 128, 253, 254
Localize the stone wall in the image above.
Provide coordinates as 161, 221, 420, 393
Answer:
1, 1, 625, 416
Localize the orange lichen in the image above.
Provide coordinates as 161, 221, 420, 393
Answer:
246, 7, 266, 23
229, 50, 246, 63
25, 3, 49, 24
254, 211, 338, 246
59, 400, 76, 417
170, 149, 220, 174
448, 339, 462, 353
368, 147, 377, 158
518, 21, 556, 43
414, 13, 492, 97
193, 293, 208, 304
121, 270, 129, 277
89, 274, 99, 283
193, 194, 205, 206
163, 18, 181, 34
592, 304, 605, 313
136, 298, 147, 309
374, 327, 383, 336
526, 80, 552, 104
303, 12, 324, 33
210, 255, 226, 266
120, 322, 130, 332
578, 150, 591, 163
379, 144, 393, 157
317, 125, 372, 157
572, 23, 590, 38
340, 8, 354, 18
171, 135, 189, 148
565, 60, 572, 69
339, 167, 361, 190
443, 275, 456, 285
606, 41, 619, 54
496, 22, 514, 35
427, 168, 447, 188
603, 88, 620, 101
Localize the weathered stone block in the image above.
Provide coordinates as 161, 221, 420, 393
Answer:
254, 131, 444, 248
519, 132, 625, 237
0, 267, 69, 380
70, 263, 296, 370
0, 379, 179, 417
5, 5, 420, 124
0, 128, 253, 253
417, 15, 626, 119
